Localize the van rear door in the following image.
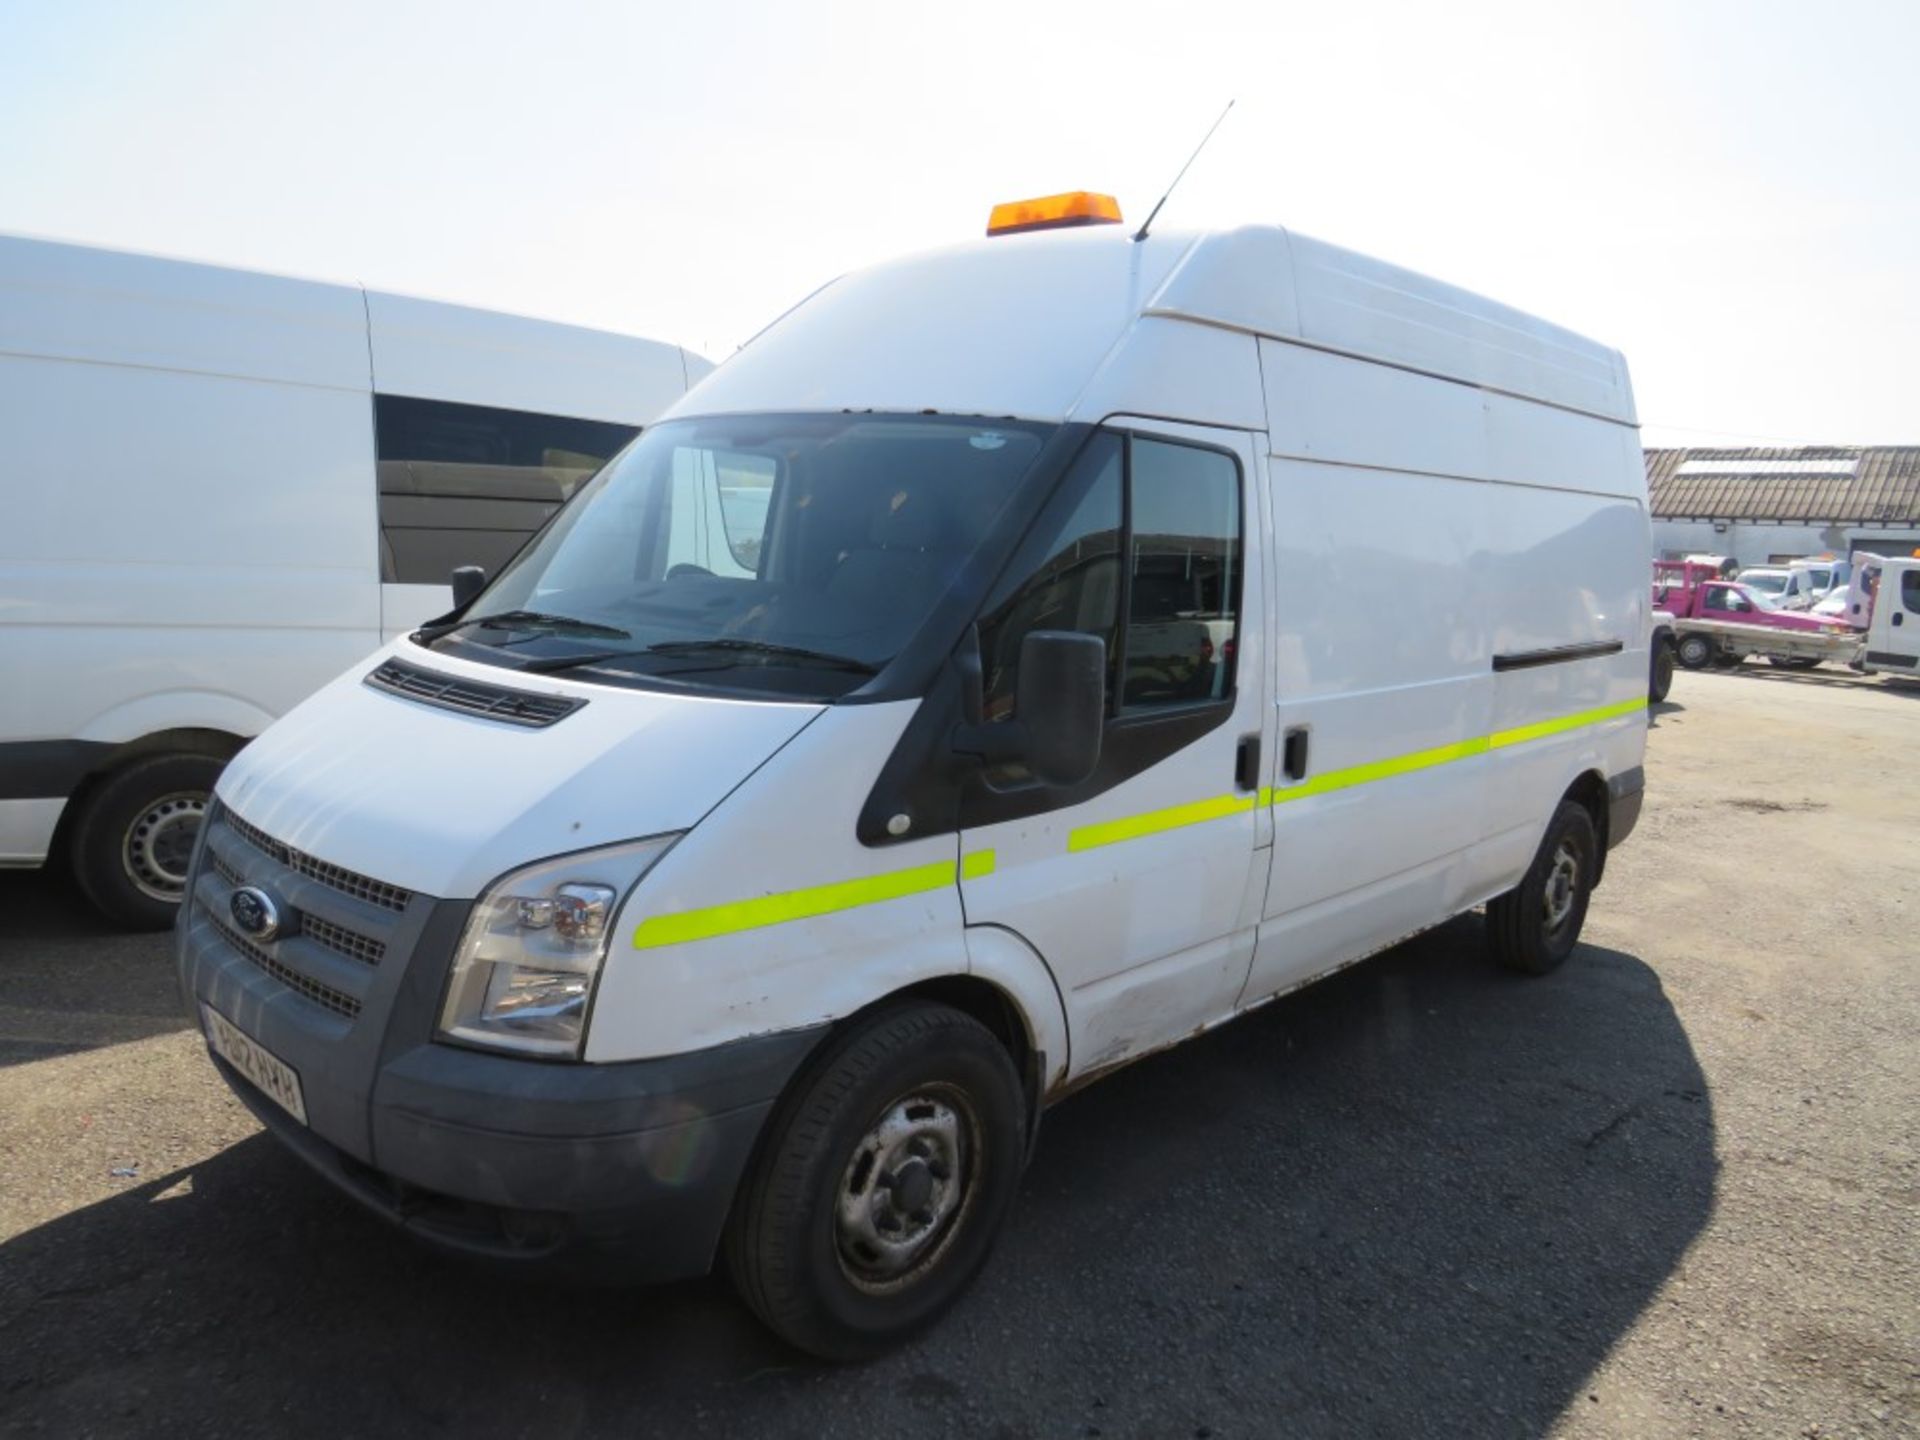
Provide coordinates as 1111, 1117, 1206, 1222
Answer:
956, 422, 1272, 1078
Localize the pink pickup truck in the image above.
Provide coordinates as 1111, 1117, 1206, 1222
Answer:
1652, 561, 1849, 671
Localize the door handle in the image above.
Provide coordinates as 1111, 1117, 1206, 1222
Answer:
1235, 734, 1261, 792
1283, 726, 1310, 781
1895, 612, 1905, 627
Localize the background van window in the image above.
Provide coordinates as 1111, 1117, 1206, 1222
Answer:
375, 394, 638, 584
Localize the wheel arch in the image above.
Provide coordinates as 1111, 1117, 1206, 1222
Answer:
1560, 766, 1612, 885
50, 727, 247, 861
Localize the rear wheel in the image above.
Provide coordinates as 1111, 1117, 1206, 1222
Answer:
69, 753, 224, 930
725, 1002, 1026, 1360
1649, 642, 1675, 702
1486, 800, 1597, 976
1675, 634, 1715, 670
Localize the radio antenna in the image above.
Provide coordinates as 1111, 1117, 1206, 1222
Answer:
1133, 99, 1235, 242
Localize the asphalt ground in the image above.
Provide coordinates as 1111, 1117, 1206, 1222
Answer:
2, 666, 1916, 1438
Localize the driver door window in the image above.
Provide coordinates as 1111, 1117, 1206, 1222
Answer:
976, 431, 1243, 726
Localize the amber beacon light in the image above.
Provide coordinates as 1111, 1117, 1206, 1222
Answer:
985, 191, 1124, 237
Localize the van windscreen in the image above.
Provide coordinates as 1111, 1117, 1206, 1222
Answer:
424, 413, 1054, 698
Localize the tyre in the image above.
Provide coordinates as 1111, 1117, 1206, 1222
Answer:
1649, 642, 1675, 703
68, 753, 224, 930
725, 1001, 1027, 1360
1675, 634, 1714, 670
1486, 799, 1597, 976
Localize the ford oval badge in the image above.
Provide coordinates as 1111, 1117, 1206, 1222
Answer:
230, 886, 281, 942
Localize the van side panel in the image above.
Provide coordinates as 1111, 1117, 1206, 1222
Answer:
1245, 452, 1491, 999
1243, 337, 1646, 1003
0, 353, 381, 828
0, 234, 370, 389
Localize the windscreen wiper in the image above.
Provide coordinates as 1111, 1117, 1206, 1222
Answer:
643, 639, 880, 674
422, 609, 633, 643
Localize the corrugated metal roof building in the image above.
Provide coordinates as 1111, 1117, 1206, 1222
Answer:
1644, 446, 1920, 566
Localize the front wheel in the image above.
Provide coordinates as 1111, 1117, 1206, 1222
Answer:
725, 1002, 1027, 1360
1675, 633, 1715, 670
1486, 800, 1597, 976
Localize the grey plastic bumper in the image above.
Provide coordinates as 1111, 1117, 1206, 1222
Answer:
212, 1023, 825, 1281
178, 849, 828, 1283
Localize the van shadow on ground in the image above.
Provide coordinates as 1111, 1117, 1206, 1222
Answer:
0, 917, 1715, 1438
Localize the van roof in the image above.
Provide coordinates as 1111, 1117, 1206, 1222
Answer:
675, 224, 1636, 429
0, 231, 704, 422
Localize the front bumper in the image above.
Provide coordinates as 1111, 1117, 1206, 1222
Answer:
177, 803, 827, 1282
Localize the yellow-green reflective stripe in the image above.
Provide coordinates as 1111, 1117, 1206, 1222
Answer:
1270, 736, 1489, 806
627, 696, 1648, 946
631, 850, 995, 949
1488, 696, 1647, 750
1068, 791, 1256, 853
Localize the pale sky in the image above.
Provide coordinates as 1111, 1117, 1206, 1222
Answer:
4, 0, 1916, 449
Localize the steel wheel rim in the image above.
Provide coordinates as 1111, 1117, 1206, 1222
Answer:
1542, 841, 1580, 933
122, 791, 208, 902
834, 1085, 980, 1295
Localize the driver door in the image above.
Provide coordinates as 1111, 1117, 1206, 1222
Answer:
956, 421, 1272, 1080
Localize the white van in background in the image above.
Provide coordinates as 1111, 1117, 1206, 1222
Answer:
177, 196, 1649, 1358
0, 235, 708, 926
1854, 553, 1920, 676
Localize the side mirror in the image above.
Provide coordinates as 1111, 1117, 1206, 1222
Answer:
952, 630, 1104, 788
1015, 631, 1105, 786
450, 565, 487, 609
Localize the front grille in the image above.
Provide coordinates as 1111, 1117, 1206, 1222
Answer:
221, 806, 412, 913
208, 825, 387, 966
365, 657, 585, 729
205, 909, 361, 1020
303, 913, 385, 966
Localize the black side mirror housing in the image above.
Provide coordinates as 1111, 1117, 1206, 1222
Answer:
953, 630, 1104, 788
450, 565, 487, 609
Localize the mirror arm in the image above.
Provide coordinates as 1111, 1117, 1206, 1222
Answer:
950, 718, 1030, 765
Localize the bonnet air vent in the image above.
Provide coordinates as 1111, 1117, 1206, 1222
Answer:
365, 658, 585, 728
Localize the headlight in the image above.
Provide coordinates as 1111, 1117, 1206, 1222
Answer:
438, 834, 679, 1058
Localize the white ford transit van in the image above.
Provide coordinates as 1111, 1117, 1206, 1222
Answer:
177, 196, 1650, 1359
0, 235, 708, 927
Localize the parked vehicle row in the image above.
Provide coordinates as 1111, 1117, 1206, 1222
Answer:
1648, 552, 1920, 677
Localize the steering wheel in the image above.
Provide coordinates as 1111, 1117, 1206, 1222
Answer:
666, 563, 715, 580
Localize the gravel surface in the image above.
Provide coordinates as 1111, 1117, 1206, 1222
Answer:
2, 666, 1915, 1438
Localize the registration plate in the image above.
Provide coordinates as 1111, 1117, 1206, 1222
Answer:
202, 1003, 308, 1126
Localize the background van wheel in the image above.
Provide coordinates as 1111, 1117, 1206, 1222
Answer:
725, 1001, 1026, 1361
1675, 634, 1714, 670
1767, 655, 1822, 671
1486, 800, 1597, 976
69, 753, 224, 930
1649, 642, 1675, 702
